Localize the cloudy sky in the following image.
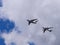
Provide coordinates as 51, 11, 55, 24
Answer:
0, 0, 60, 45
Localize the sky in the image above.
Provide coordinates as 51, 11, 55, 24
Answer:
0, 0, 60, 45
0, 0, 2, 7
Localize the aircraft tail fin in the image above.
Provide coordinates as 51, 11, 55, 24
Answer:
27, 20, 30, 25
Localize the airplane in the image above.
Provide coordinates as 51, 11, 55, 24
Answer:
27, 19, 38, 25
42, 27, 53, 33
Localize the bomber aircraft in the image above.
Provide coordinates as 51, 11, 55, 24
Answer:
42, 27, 53, 33
27, 19, 38, 25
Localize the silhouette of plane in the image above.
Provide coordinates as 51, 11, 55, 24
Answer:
42, 27, 53, 33
27, 19, 38, 25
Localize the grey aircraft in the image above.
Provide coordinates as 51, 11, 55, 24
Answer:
27, 19, 38, 25
42, 27, 53, 33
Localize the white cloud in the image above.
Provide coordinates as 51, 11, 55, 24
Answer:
1, 0, 59, 45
